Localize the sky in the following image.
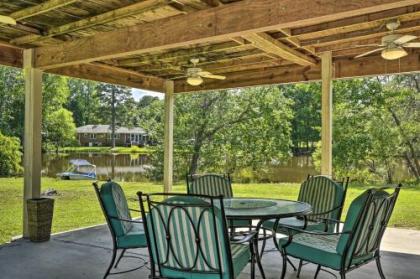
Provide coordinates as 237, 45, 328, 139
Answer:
131, 88, 164, 100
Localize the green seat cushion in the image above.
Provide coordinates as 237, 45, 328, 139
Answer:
263, 217, 327, 233
279, 234, 343, 270
159, 243, 250, 279
116, 222, 147, 249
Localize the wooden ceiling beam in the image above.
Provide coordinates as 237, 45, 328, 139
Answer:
11, 0, 172, 46
292, 6, 420, 41
34, 0, 420, 69
174, 51, 420, 92
0, 44, 23, 68
49, 63, 165, 91
304, 19, 420, 48
315, 27, 420, 53
243, 32, 316, 65
0, 44, 164, 91
9, 0, 78, 20
112, 41, 246, 67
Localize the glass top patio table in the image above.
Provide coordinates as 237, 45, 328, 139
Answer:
223, 198, 312, 220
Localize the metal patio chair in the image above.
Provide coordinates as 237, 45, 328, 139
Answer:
93, 181, 148, 278
261, 175, 349, 273
187, 173, 252, 232
275, 185, 402, 279
137, 192, 258, 279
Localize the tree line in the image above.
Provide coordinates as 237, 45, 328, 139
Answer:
0, 65, 418, 183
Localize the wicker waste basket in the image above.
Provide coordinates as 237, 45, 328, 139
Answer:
27, 198, 54, 242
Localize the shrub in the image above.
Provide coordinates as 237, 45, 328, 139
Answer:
0, 132, 22, 176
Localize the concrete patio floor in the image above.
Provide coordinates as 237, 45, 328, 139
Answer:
0, 225, 419, 279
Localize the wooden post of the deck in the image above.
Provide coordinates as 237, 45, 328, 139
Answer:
321, 51, 333, 176
163, 80, 174, 193
23, 49, 43, 237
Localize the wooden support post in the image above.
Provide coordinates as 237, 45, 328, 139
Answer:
321, 51, 333, 176
23, 49, 43, 237
163, 80, 174, 193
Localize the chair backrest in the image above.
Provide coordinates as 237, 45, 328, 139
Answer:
138, 193, 234, 279
337, 185, 401, 268
298, 175, 348, 221
187, 173, 233, 198
93, 181, 132, 237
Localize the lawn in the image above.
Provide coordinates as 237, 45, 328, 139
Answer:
0, 177, 419, 244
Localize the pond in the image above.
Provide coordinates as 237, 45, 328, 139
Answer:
42, 152, 413, 183
42, 152, 318, 183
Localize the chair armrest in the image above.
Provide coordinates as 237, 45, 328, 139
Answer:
109, 215, 143, 224
306, 205, 342, 219
231, 231, 258, 244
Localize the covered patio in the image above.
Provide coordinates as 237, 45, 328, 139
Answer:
1, 224, 419, 278
0, 0, 420, 278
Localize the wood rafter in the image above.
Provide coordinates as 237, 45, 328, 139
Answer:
304, 19, 420, 48
174, 52, 420, 92
11, 0, 173, 46
242, 32, 316, 66
33, 0, 420, 70
9, 0, 78, 20
292, 5, 420, 41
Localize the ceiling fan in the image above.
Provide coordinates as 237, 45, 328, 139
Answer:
0, 15, 16, 25
185, 58, 226, 86
354, 19, 420, 60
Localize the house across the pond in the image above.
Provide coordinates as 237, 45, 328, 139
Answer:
76, 125, 149, 147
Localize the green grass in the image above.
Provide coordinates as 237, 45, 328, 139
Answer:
0, 177, 419, 244
58, 146, 154, 154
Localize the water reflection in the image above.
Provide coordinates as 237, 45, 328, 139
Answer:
42, 153, 412, 183
42, 153, 153, 182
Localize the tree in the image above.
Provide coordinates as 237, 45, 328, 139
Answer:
146, 86, 293, 180
97, 84, 132, 147
67, 79, 100, 126
283, 83, 321, 153
0, 66, 24, 138
44, 108, 76, 153
0, 131, 22, 176
313, 75, 419, 183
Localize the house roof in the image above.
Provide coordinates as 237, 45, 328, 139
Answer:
76, 125, 147, 135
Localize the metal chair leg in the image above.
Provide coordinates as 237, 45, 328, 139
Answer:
114, 249, 126, 268
286, 257, 297, 271
260, 229, 267, 259
340, 271, 346, 279
296, 260, 303, 278
376, 256, 386, 279
104, 248, 117, 279
250, 238, 256, 279
314, 265, 321, 279
280, 249, 288, 279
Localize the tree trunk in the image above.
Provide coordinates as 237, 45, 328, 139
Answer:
388, 108, 420, 179
189, 140, 202, 175
111, 88, 116, 148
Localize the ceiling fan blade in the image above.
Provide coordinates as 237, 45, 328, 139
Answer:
199, 71, 226, 80
354, 48, 385, 59
0, 15, 16, 25
394, 35, 417, 45
403, 42, 420, 48
353, 44, 383, 48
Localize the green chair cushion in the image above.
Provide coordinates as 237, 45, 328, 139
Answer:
278, 233, 373, 270
159, 243, 250, 279
263, 217, 327, 233
116, 222, 147, 249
